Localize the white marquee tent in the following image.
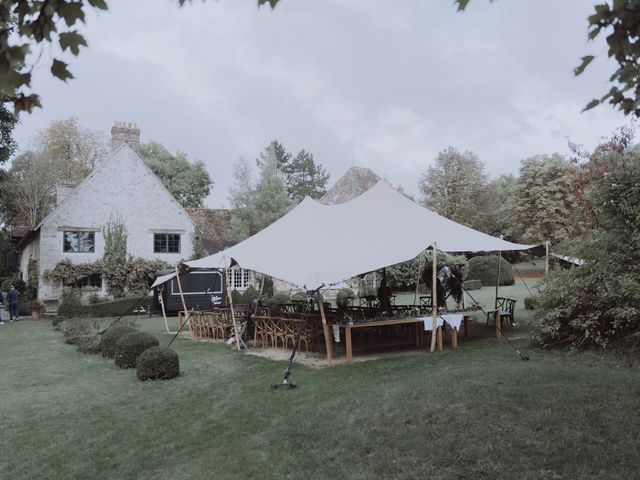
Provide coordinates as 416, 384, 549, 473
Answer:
153, 181, 537, 290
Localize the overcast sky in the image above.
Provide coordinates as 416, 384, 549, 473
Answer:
13, 0, 625, 207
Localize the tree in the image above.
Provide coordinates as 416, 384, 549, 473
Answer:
0, 0, 279, 113
256, 140, 329, 203
2, 151, 56, 228
456, 1, 640, 116
418, 147, 497, 233
0, 117, 108, 226
282, 149, 330, 203
139, 142, 213, 208
0, 91, 18, 164
507, 154, 579, 245
534, 127, 640, 349
256, 140, 291, 170
228, 151, 293, 243
34, 117, 108, 183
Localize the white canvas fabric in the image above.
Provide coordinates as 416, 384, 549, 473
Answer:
152, 181, 536, 289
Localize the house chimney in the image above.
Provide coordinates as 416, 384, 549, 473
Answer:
111, 121, 140, 153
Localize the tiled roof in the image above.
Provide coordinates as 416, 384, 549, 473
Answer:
318, 166, 381, 205
185, 208, 234, 255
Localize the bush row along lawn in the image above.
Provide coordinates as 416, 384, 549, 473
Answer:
1, 291, 639, 479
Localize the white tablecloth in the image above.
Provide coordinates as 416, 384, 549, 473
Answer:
417, 316, 444, 332
417, 315, 464, 331
440, 314, 464, 331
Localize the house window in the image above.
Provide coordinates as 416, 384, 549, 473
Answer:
228, 267, 251, 290
68, 273, 102, 289
63, 231, 95, 253
154, 233, 180, 253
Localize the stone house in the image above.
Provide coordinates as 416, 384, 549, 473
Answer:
16, 122, 197, 309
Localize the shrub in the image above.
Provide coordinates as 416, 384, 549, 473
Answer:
136, 346, 180, 380
57, 290, 83, 318
76, 335, 102, 354
52, 317, 65, 328
524, 296, 539, 310
467, 256, 514, 287
114, 331, 159, 369
241, 285, 260, 304
58, 295, 153, 318
230, 289, 242, 305
100, 325, 138, 358
463, 279, 482, 291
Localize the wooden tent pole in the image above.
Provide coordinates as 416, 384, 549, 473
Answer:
430, 244, 438, 353
495, 251, 502, 308
545, 240, 550, 275
224, 259, 242, 351
318, 293, 333, 366
413, 251, 423, 306
175, 266, 188, 332
158, 285, 170, 334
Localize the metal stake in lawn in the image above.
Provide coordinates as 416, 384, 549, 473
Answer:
272, 284, 324, 390
461, 285, 530, 361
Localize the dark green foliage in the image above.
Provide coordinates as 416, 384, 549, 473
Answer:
114, 331, 160, 369
100, 325, 138, 359
534, 133, 640, 349
60, 296, 154, 318
0, 91, 17, 164
51, 317, 65, 328
524, 296, 538, 310
139, 142, 213, 208
57, 290, 83, 318
467, 256, 514, 287
230, 289, 242, 306
136, 346, 180, 381
56, 317, 104, 354
241, 285, 260, 304
463, 279, 482, 291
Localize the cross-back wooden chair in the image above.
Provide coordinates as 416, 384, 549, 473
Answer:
486, 297, 517, 328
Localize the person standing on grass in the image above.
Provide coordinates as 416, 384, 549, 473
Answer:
0, 288, 4, 325
7, 284, 19, 321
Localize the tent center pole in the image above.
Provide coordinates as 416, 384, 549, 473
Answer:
430, 244, 438, 353
318, 294, 333, 366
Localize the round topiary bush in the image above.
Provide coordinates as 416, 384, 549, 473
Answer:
100, 325, 137, 358
467, 256, 514, 287
114, 331, 160, 369
136, 346, 180, 381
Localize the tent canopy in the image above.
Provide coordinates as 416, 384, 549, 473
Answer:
153, 181, 537, 290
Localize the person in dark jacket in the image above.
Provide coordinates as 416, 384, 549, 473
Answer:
7, 284, 19, 321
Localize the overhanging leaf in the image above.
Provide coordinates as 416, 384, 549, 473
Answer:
574, 55, 595, 76
88, 0, 109, 10
51, 59, 73, 82
59, 31, 87, 56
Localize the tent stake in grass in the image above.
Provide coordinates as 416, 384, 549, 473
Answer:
272, 285, 324, 390
461, 285, 530, 361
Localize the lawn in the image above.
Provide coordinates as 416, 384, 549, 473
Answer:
2, 293, 640, 480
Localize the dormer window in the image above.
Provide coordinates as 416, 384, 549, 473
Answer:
63, 231, 95, 253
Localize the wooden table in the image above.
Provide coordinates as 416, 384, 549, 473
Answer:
334, 317, 430, 363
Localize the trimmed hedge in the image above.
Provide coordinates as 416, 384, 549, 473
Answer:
114, 331, 159, 369
463, 279, 482, 291
467, 256, 514, 287
59, 294, 154, 318
136, 346, 180, 381
100, 325, 137, 358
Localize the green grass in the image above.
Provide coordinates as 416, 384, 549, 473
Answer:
2, 312, 640, 479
